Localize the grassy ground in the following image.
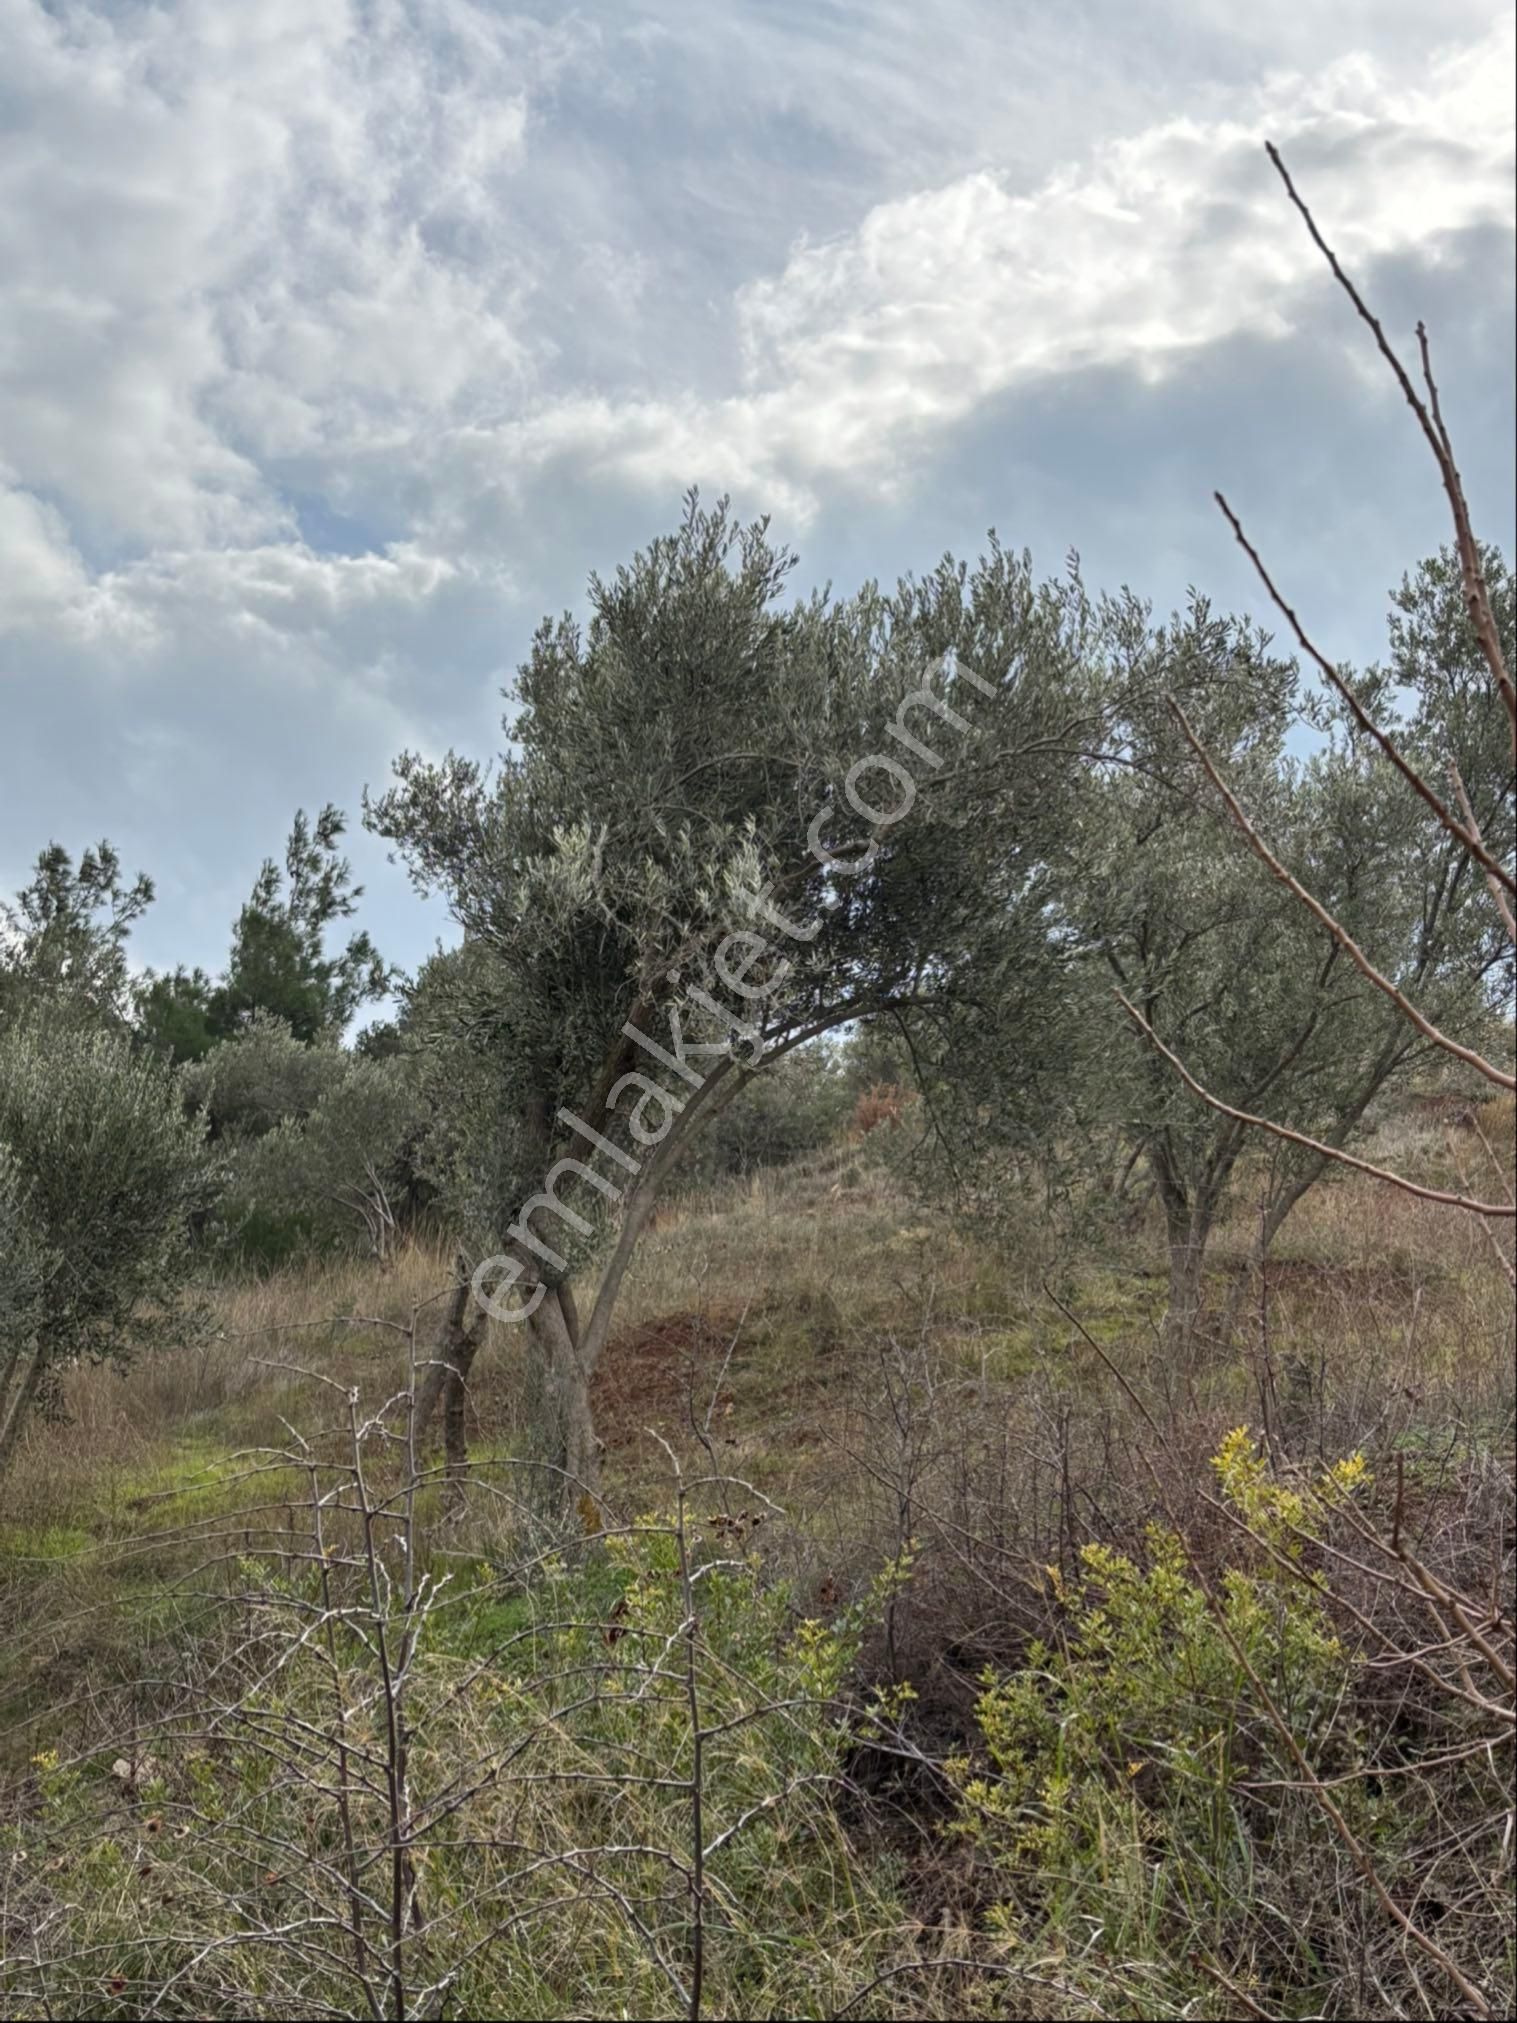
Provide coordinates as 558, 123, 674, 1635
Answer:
4, 1109, 1510, 1734
1, 1104, 1511, 2016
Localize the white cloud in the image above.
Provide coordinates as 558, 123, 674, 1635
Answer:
58, 540, 469, 654
0, 478, 92, 623
0, 0, 559, 572
1, 0, 1510, 988
1, 0, 1509, 638
519, 15, 1516, 512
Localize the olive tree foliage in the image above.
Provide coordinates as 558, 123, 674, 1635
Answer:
1076, 613, 1361, 1348
180, 1012, 426, 1264
0, 1146, 54, 1360
181, 1009, 349, 1142
235, 1054, 430, 1264
915, 565, 1511, 1355
891, 600, 1304, 1260
368, 495, 1109, 1497
1229, 545, 1517, 1218
1381, 542, 1515, 943
0, 1018, 211, 1475
1117, 138, 1515, 1393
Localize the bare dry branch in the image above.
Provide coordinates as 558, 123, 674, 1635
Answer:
1167, 694, 1514, 1088
1450, 760, 1517, 944
1267, 140, 1516, 742
1115, 989, 1515, 1218
1215, 492, 1516, 898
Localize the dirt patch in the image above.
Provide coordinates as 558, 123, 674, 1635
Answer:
592, 1307, 749, 1453
592, 1288, 851, 1477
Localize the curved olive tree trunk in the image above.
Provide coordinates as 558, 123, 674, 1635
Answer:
413, 1264, 597, 1514
450, 1018, 850, 1513
506, 1054, 750, 1515
522, 1283, 599, 1506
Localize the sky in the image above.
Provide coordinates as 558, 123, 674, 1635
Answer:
1, 0, 1513, 998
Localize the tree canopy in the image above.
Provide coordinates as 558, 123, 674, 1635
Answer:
0, 840, 153, 1030
136, 806, 392, 1061
0, 1016, 211, 1473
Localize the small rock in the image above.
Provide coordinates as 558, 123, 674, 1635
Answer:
110, 1754, 162, 1790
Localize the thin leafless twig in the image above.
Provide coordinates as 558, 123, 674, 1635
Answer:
1168, 694, 1514, 1087
1266, 140, 1516, 741
1115, 990, 1514, 1218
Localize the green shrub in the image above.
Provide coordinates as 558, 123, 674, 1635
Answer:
949, 1436, 1372, 2015
8, 1517, 906, 2020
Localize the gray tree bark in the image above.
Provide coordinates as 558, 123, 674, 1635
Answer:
0, 1341, 47, 1480
413, 1269, 484, 1451
523, 1283, 599, 1508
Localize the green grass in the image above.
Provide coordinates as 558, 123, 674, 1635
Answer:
0, 1521, 92, 1562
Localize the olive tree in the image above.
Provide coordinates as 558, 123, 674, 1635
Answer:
181, 1009, 349, 1142
1064, 607, 1394, 1348
895, 575, 1507, 1356
235, 1053, 430, 1264
0, 1019, 211, 1475
885, 600, 1303, 1326
940, 147, 1514, 1361
1220, 547, 1514, 1250
1123, 142, 1516, 1338
0, 1147, 55, 1372
369, 495, 1108, 1497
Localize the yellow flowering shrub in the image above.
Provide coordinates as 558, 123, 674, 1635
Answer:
948, 1433, 1370, 2004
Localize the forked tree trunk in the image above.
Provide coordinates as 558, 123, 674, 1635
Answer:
509, 1065, 747, 1514
449, 1053, 756, 1517
523, 1283, 600, 1510
421, 1266, 598, 1515
1163, 1222, 1210, 1359
413, 1270, 484, 1451
1149, 1143, 1229, 1362
1155, 1169, 1221, 1361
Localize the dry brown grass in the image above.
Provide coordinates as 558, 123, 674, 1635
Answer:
2, 1241, 456, 1550
7, 1112, 1507, 1577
